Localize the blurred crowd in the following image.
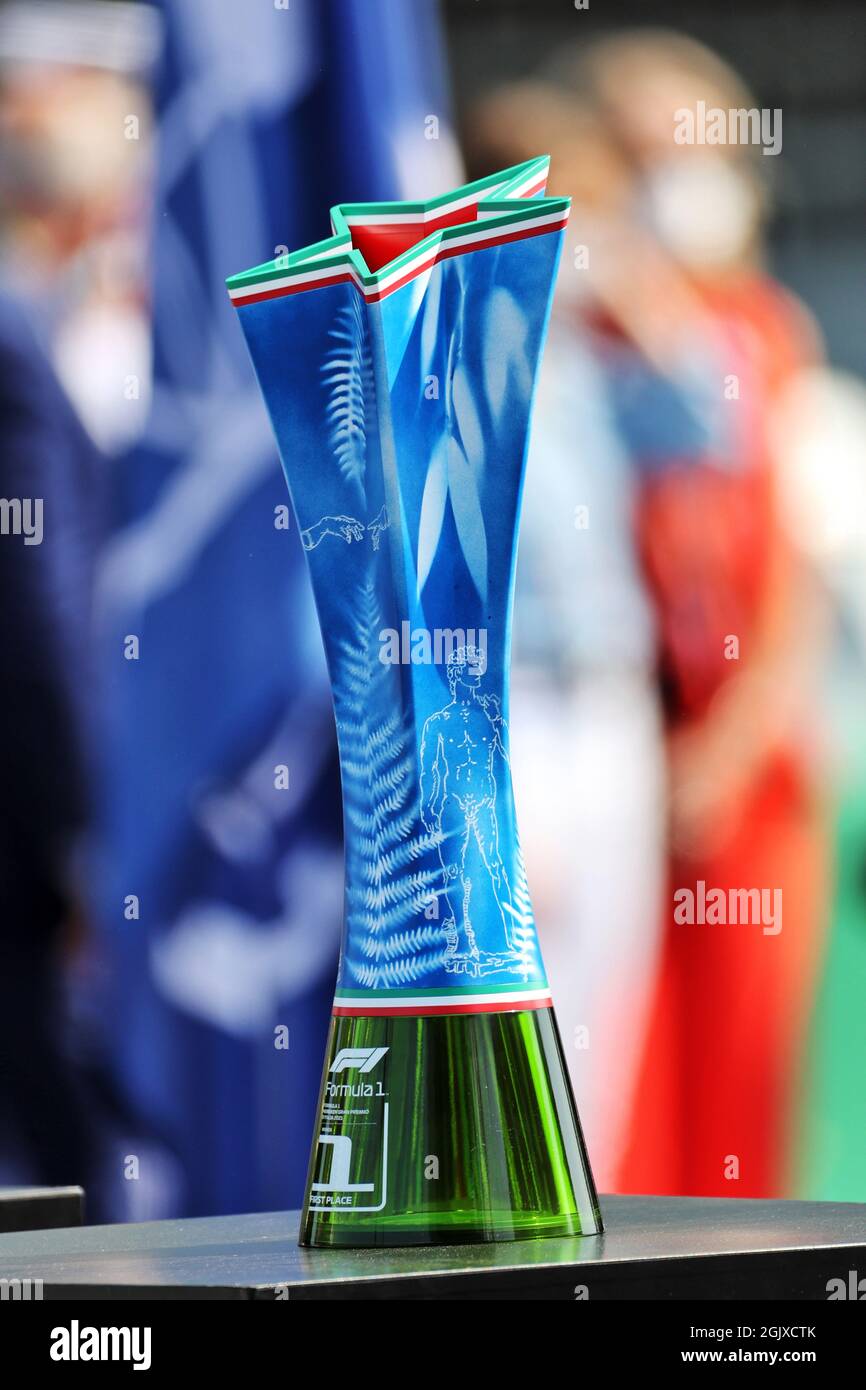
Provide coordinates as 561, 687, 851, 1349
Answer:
1, 0, 865, 1217
472, 33, 831, 1197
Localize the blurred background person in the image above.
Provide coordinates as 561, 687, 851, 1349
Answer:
446, 0, 866, 1205
0, 0, 461, 1221
0, 0, 162, 1218
569, 32, 829, 1199
0, 290, 99, 1194
465, 86, 666, 1189
468, 29, 831, 1199
0, 7, 154, 452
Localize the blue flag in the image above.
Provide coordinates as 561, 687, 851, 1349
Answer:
96, 0, 458, 1219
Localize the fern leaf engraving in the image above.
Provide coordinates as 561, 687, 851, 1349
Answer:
503, 843, 538, 980
321, 294, 375, 492
336, 582, 449, 987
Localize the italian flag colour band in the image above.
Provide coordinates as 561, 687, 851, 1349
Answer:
332, 985, 554, 1017
226, 156, 565, 308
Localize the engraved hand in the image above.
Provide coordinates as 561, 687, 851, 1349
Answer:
367, 505, 390, 551
301, 514, 365, 550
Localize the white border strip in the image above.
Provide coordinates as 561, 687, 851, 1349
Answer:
228, 206, 566, 304
334, 986, 553, 1011
373, 207, 565, 293
341, 181, 511, 227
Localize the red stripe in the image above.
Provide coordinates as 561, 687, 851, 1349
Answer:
341, 175, 547, 235
363, 218, 567, 302
231, 269, 355, 307
230, 215, 567, 310
333, 995, 552, 1018
517, 177, 548, 198
346, 201, 477, 236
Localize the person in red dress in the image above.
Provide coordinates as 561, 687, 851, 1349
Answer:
468, 31, 830, 1198
571, 32, 830, 1199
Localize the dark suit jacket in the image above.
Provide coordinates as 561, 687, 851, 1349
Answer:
0, 293, 100, 928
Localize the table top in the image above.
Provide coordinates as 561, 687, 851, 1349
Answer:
0, 1194, 863, 1299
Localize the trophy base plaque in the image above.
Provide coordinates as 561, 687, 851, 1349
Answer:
301, 1008, 602, 1249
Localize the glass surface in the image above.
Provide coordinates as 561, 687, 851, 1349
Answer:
301, 1007, 602, 1248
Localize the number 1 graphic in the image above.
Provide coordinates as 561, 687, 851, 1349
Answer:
310, 1104, 390, 1212
312, 1135, 374, 1193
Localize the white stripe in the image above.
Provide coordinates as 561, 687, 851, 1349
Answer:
227, 259, 361, 300
367, 208, 566, 292
336, 987, 552, 1009
342, 182, 509, 227
229, 207, 566, 304
303, 241, 351, 263
477, 178, 547, 217
340, 165, 548, 226
508, 173, 548, 198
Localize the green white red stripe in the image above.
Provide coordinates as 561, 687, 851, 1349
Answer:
332, 985, 553, 1018
226, 156, 569, 309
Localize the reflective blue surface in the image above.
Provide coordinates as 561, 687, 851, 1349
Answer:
236, 210, 565, 1004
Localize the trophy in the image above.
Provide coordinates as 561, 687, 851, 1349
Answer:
229, 157, 601, 1247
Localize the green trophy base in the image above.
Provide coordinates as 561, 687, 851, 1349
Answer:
300, 1009, 603, 1249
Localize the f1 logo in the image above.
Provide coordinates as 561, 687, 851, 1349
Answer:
329, 1046, 389, 1074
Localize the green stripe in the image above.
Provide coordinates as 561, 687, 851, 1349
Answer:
226, 156, 567, 295
334, 980, 548, 1000
226, 202, 566, 295
226, 242, 351, 291
325, 155, 549, 224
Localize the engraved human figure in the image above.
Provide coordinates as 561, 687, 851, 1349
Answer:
301, 505, 390, 551
419, 646, 519, 974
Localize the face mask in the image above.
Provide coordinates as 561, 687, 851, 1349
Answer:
638, 158, 759, 269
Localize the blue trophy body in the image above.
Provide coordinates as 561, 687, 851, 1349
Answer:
230, 158, 601, 1247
